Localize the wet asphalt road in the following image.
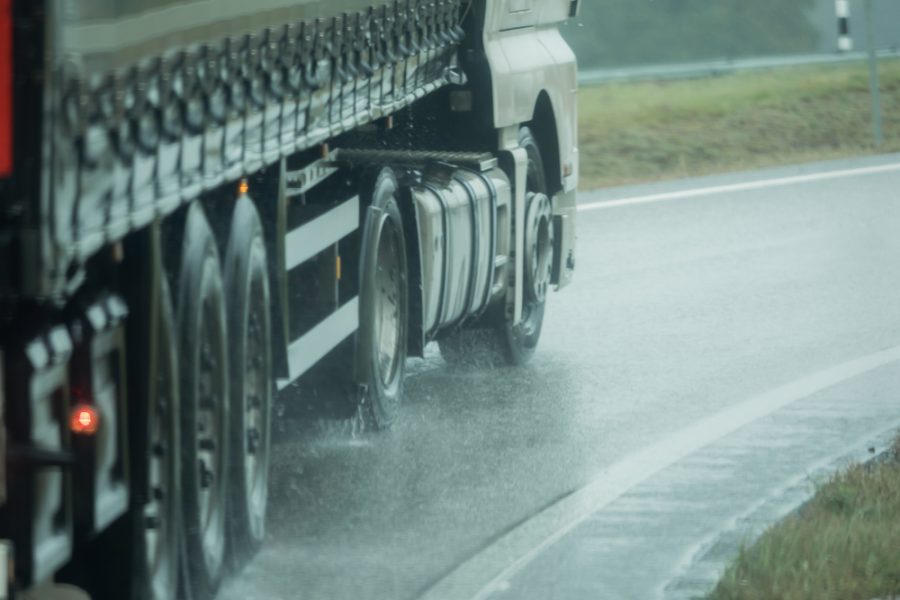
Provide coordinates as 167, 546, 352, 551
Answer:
220, 154, 900, 600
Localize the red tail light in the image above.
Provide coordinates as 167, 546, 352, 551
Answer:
0, 0, 11, 178
70, 403, 100, 435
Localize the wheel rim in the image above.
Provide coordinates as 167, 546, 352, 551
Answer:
514, 146, 550, 345
144, 299, 177, 600
196, 291, 227, 573
525, 191, 554, 305
374, 216, 404, 390
243, 274, 270, 539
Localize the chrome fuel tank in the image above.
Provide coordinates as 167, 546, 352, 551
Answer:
409, 164, 511, 335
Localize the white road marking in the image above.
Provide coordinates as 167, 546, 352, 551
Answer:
577, 162, 900, 212
419, 344, 900, 600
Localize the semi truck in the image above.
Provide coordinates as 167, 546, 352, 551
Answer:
0, 0, 579, 598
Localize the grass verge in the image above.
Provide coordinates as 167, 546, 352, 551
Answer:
707, 434, 900, 600
579, 59, 900, 189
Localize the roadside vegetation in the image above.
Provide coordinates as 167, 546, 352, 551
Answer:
707, 434, 900, 600
562, 0, 818, 69
579, 58, 900, 189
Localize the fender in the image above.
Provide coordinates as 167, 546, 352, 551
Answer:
483, 2, 579, 195
483, 1, 578, 295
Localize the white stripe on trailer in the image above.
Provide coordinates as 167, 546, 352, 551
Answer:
284, 196, 359, 271
277, 297, 359, 390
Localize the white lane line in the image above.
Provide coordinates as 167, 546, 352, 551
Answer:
419, 344, 900, 600
578, 162, 900, 212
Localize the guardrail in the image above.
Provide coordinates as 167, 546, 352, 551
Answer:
578, 49, 900, 85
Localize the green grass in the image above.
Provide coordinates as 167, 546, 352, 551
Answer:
578, 59, 900, 189
707, 435, 900, 600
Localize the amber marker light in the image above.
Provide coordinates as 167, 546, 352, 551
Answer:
70, 404, 100, 435
238, 179, 250, 195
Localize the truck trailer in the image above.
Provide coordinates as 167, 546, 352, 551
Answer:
0, 0, 579, 598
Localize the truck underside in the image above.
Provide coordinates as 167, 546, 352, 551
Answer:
0, 1, 579, 598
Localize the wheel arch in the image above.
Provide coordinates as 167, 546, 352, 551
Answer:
529, 91, 563, 196
396, 184, 426, 359
484, 25, 578, 193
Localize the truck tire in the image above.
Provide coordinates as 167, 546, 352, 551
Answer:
223, 197, 272, 562
357, 169, 409, 429
176, 204, 230, 599
503, 125, 552, 365
96, 261, 181, 600
140, 275, 181, 600
440, 126, 551, 367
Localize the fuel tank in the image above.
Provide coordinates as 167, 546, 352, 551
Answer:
335, 148, 512, 340
406, 159, 511, 335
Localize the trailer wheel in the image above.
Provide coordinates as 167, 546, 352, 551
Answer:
176, 204, 230, 598
357, 169, 409, 429
140, 276, 181, 600
223, 197, 272, 561
440, 126, 550, 367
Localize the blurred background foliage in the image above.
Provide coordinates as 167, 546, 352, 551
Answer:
562, 0, 818, 68
562, 0, 900, 69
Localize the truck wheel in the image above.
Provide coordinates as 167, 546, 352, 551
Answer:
223, 197, 272, 562
357, 169, 409, 429
176, 204, 230, 599
503, 125, 553, 365
440, 126, 551, 367
141, 276, 181, 600
102, 268, 181, 600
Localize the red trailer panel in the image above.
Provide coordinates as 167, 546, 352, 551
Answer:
0, 0, 11, 178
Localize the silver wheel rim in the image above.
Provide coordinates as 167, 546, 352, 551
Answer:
374, 217, 404, 389
196, 286, 227, 573
525, 191, 554, 305
145, 304, 177, 600
243, 274, 270, 539
516, 145, 550, 344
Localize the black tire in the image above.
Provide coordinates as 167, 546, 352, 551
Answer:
139, 275, 182, 600
501, 126, 550, 365
440, 126, 550, 367
176, 203, 230, 599
357, 168, 409, 429
223, 197, 272, 563
97, 243, 181, 600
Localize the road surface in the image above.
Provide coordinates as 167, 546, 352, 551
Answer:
221, 154, 900, 600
